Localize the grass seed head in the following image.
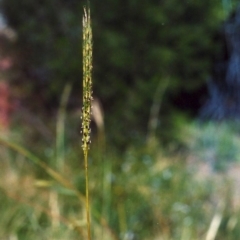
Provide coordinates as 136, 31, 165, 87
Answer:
82, 7, 93, 151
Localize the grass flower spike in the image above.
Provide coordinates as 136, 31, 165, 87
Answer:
82, 7, 93, 152
82, 5, 93, 240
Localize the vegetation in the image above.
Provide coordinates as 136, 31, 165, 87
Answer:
82, 6, 93, 239
1, 119, 240, 239
0, 0, 231, 146
1, 1, 240, 240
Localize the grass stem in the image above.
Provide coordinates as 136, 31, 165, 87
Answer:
82, 5, 93, 240
84, 149, 91, 239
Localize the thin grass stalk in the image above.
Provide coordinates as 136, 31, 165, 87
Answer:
0, 137, 85, 202
205, 212, 222, 240
56, 83, 72, 171
82, 6, 93, 240
147, 78, 169, 146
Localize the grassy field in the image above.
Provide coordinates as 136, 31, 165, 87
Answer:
1, 117, 240, 240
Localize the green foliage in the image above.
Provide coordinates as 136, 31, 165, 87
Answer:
2, 103, 240, 239
1, 0, 226, 146
2, 3, 240, 240
1, 133, 240, 239
185, 121, 240, 171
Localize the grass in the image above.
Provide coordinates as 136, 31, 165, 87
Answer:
2, 118, 240, 239
81, 6, 93, 240
1, 132, 240, 239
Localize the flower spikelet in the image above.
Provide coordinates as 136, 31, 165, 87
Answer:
82, 7, 93, 152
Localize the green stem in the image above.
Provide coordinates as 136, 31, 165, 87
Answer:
84, 149, 91, 240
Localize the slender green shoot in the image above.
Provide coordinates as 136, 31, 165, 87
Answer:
81, 6, 93, 240
56, 83, 72, 171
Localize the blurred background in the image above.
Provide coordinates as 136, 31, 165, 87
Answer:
1, 0, 240, 239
